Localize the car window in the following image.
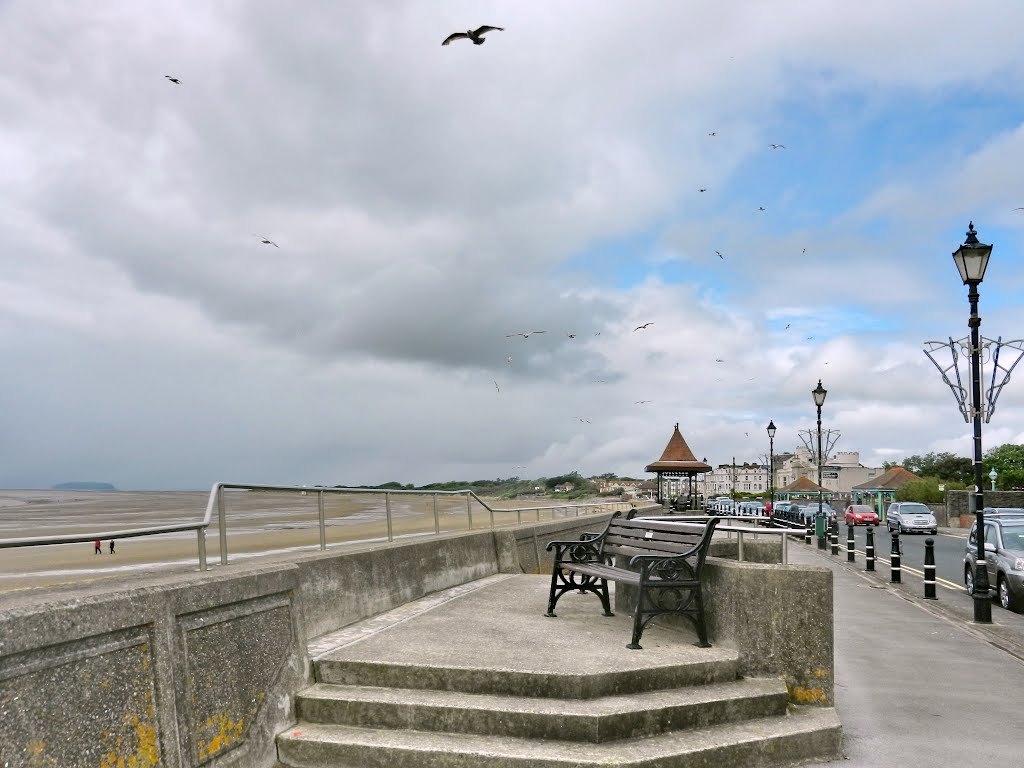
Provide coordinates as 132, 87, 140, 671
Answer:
901, 504, 930, 515
1001, 525, 1024, 554
969, 525, 978, 546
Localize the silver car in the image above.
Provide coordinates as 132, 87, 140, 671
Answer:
963, 509, 1024, 612
885, 502, 937, 535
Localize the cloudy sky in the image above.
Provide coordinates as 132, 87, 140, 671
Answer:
3, 1, 1024, 491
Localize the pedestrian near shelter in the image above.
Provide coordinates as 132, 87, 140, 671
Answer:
850, 466, 921, 522
643, 423, 711, 509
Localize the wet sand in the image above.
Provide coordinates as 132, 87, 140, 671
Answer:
0, 489, 615, 594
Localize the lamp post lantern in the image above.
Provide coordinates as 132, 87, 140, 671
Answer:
953, 221, 993, 623
989, 467, 998, 492
767, 420, 777, 513
812, 380, 828, 550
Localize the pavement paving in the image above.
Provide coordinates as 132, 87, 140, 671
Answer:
787, 538, 1024, 766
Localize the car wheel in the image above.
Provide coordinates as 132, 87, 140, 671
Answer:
998, 576, 1017, 612
899, 524, 906, 534
965, 566, 975, 595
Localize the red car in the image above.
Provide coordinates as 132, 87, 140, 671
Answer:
844, 504, 879, 526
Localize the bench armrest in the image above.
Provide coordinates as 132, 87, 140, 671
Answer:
546, 539, 603, 565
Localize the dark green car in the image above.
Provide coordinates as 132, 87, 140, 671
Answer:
963, 509, 1024, 612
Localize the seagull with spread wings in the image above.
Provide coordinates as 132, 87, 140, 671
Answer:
574, 417, 591, 424
635, 400, 653, 405
757, 206, 766, 212
769, 144, 785, 150
505, 331, 546, 339
494, 381, 500, 394
254, 235, 278, 248
164, 75, 180, 84
715, 250, 724, 259
633, 322, 654, 331
442, 25, 504, 46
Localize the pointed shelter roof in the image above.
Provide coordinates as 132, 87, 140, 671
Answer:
644, 423, 712, 475
780, 476, 831, 494
851, 466, 921, 491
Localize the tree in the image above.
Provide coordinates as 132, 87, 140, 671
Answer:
894, 478, 945, 504
984, 443, 1024, 490
885, 452, 972, 484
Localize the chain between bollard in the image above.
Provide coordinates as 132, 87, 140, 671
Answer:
890, 532, 901, 583
924, 537, 937, 600
865, 526, 875, 571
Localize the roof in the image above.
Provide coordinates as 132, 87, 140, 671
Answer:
779, 476, 831, 494
644, 423, 712, 475
851, 466, 921, 491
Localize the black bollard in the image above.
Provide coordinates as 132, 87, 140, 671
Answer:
865, 526, 875, 571
890, 532, 901, 583
924, 538, 937, 600
805, 519, 813, 545
847, 523, 856, 563
830, 519, 839, 555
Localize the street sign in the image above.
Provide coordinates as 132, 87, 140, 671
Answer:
822, 471, 839, 479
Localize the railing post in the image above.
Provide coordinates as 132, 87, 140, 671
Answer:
318, 491, 326, 550
386, 492, 394, 542
924, 538, 937, 600
197, 528, 207, 571
517, 509, 522, 525
488, 499, 495, 529
847, 524, 855, 563
433, 493, 440, 535
218, 485, 228, 566
865, 525, 875, 571
536, 507, 541, 522
890, 533, 901, 583
737, 531, 745, 561
781, 526, 788, 564
466, 493, 473, 530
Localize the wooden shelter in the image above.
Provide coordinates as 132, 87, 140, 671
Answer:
777, 475, 833, 502
644, 423, 712, 508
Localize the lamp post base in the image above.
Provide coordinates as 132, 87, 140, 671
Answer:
973, 592, 992, 623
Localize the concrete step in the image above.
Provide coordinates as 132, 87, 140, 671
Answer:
296, 678, 788, 742
277, 706, 842, 768
314, 649, 741, 699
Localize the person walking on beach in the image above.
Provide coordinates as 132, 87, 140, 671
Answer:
108, 539, 115, 555
94, 539, 102, 555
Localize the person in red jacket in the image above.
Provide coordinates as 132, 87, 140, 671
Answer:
94, 539, 102, 554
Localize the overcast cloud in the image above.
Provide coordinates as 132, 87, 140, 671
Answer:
2, 1, 1024, 490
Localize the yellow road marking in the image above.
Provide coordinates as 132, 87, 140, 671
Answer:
854, 550, 967, 592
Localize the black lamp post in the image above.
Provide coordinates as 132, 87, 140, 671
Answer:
952, 221, 993, 623
812, 380, 828, 549
767, 420, 777, 512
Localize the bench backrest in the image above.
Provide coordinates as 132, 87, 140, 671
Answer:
599, 517, 719, 571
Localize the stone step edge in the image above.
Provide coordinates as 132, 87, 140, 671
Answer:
297, 676, 788, 718
277, 707, 842, 768
314, 653, 741, 698
295, 677, 789, 742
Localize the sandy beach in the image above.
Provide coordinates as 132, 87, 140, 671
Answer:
0, 489, 619, 594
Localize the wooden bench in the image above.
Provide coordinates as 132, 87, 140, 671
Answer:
544, 513, 720, 649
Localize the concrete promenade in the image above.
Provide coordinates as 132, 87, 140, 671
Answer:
788, 539, 1024, 766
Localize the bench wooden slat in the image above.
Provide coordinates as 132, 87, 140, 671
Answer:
605, 528, 702, 547
611, 519, 712, 535
602, 535, 697, 556
565, 563, 641, 584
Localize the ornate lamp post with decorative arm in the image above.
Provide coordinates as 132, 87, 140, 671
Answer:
767, 420, 777, 513
953, 221, 993, 623
812, 380, 828, 550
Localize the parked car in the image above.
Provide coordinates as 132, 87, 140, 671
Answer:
772, 501, 795, 518
844, 504, 879, 526
737, 501, 765, 516
886, 502, 937, 535
797, 503, 835, 525
963, 509, 1024, 612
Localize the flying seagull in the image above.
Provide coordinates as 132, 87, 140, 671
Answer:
575, 417, 591, 424
715, 358, 725, 363
802, 248, 807, 253
784, 323, 791, 330
254, 235, 278, 247
633, 322, 654, 331
505, 331, 546, 339
442, 25, 504, 46
708, 132, 717, 137
164, 75, 180, 84
757, 206, 766, 212
494, 381, 500, 393
1014, 208, 1024, 211
506, 356, 512, 365
769, 144, 786, 150
566, 332, 576, 338
635, 400, 652, 405
699, 188, 708, 193
715, 250, 724, 259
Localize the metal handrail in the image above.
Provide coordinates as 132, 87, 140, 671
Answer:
0, 482, 654, 573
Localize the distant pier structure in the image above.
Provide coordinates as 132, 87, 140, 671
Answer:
644, 423, 712, 509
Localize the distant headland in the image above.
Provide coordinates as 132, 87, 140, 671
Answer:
52, 482, 117, 491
